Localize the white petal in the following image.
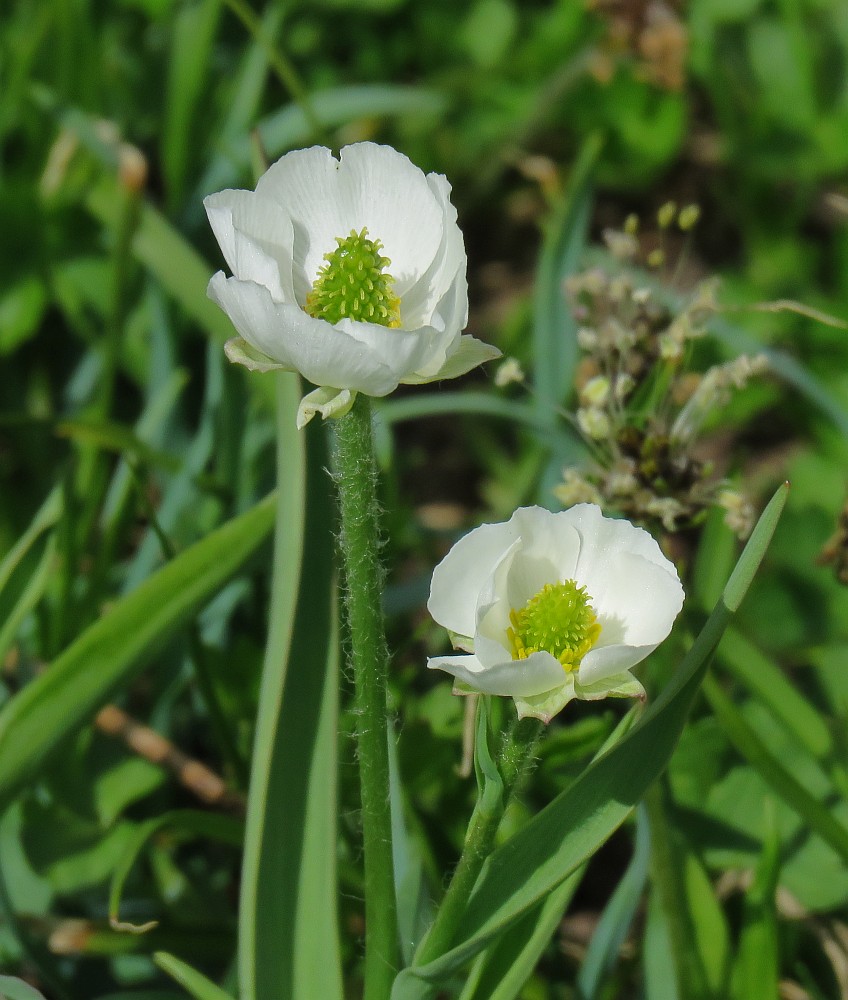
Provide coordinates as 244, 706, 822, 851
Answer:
208, 274, 436, 395
504, 507, 583, 608
427, 650, 566, 697
400, 173, 467, 330
255, 143, 445, 298
224, 336, 286, 372
427, 521, 521, 637
578, 642, 659, 685
565, 503, 680, 589
575, 670, 646, 703
296, 386, 356, 429
204, 189, 296, 303
405, 335, 502, 384
588, 550, 684, 648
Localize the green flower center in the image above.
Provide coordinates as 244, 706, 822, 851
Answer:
305, 227, 401, 328
507, 580, 601, 672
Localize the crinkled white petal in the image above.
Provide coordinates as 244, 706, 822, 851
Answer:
204, 190, 296, 303
589, 550, 685, 649
578, 641, 659, 686
404, 336, 502, 385
224, 336, 286, 372
427, 650, 566, 697
399, 172, 467, 332
208, 273, 439, 395
254, 143, 445, 299
296, 386, 356, 429
576, 670, 646, 702
428, 522, 522, 638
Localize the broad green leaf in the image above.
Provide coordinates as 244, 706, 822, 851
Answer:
238, 376, 342, 1000
109, 810, 243, 930
154, 953, 234, 1000
391, 482, 787, 998
0, 494, 276, 810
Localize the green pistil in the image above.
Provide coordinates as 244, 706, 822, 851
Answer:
507, 580, 601, 672
305, 227, 401, 328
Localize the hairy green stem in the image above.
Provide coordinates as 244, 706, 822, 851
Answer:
415, 716, 544, 966
331, 395, 398, 998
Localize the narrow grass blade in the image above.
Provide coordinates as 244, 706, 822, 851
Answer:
109, 811, 244, 931
0, 487, 61, 598
154, 953, 234, 1000
0, 494, 276, 810
391, 482, 787, 998
532, 134, 602, 420
0, 534, 56, 667
717, 627, 832, 758
460, 871, 583, 1000
577, 808, 650, 999
238, 376, 342, 1000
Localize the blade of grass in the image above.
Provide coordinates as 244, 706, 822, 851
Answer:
238, 374, 342, 1000
154, 952, 234, 1000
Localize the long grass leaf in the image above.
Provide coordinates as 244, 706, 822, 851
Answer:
238, 375, 342, 1000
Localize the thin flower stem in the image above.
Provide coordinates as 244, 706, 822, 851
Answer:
331, 395, 399, 999
414, 716, 544, 966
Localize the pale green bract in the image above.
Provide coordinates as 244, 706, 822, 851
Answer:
204, 142, 500, 427
427, 504, 685, 722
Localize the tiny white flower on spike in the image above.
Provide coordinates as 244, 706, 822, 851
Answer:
204, 143, 501, 426
427, 505, 684, 722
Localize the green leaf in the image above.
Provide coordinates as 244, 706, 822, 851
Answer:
109, 810, 243, 930
0, 494, 276, 810
238, 376, 342, 1000
154, 953, 234, 1000
391, 482, 787, 998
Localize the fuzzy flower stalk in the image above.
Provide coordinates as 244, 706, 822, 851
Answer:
205, 141, 499, 427
428, 504, 684, 722
205, 144, 500, 998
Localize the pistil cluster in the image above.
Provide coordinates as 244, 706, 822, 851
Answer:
508, 580, 601, 672
305, 227, 401, 328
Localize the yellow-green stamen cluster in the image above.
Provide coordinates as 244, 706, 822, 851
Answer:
507, 580, 601, 672
305, 227, 401, 328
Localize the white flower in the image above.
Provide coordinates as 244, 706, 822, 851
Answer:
204, 142, 500, 427
427, 504, 684, 722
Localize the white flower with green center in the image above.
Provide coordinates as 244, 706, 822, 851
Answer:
427, 504, 684, 722
204, 142, 500, 427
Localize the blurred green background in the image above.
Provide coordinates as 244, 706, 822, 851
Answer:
2, 0, 848, 997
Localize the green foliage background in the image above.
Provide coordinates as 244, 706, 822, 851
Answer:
1, 0, 848, 997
